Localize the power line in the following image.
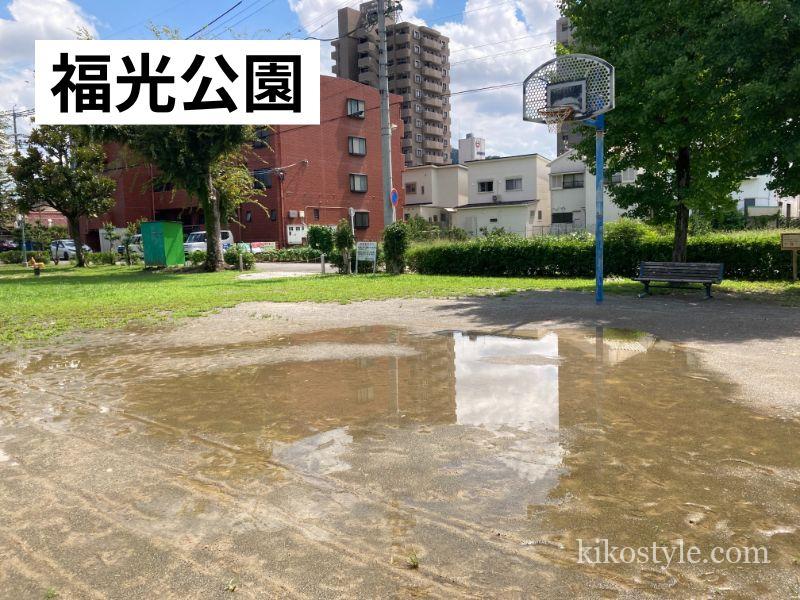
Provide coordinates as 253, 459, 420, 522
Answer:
208, 0, 278, 39
186, 1, 243, 40
450, 42, 552, 66
449, 32, 550, 55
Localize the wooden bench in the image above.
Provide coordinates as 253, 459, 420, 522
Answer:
634, 261, 724, 299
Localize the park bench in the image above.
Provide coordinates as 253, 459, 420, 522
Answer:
634, 261, 724, 299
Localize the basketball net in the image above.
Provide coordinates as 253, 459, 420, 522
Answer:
538, 106, 574, 133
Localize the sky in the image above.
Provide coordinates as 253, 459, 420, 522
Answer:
0, 0, 560, 158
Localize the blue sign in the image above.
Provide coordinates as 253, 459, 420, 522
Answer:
390, 188, 399, 206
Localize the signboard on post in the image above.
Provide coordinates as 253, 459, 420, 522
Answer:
781, 233, 800, 282
355, 241, 377, 274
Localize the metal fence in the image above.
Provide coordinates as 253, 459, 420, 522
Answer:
525, 223, 587, 237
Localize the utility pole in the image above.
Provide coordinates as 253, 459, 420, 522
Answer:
376, 0, 394, 227
10, 106, 26, 265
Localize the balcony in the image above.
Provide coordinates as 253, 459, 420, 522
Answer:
393, 32, 411, 44
422, 51, 441, 64
358, 55, 375, 69
358, 71, 378, 87
424, 139, 444, 151
421, 36, 440, 51
422, 67, 441, 79
424, 124, 443, 136
394, 47, 411, 59
423, 95, 442, 108
357, 41, 377, 55
424, 110, 443, 123
422, 80, 441, 93
424, 154, 445, 165
401, 108, 413, 119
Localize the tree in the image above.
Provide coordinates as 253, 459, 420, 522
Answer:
102, 221, 120, 253
382, 221, 409, 274
714, 0, 800, 197
334, 218, 355, 274
98, 126, 252, 271
120, 219, 144, 266
307, 225, 334, 256
10, 126, 115, 267
560, 0, 753, 261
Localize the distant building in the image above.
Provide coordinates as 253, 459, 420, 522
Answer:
458, 133, 485, 162
732, 175, 783, 220
548, 149, 629, 232
402, 163, 468, 227
331, 1, 451, 167
450, 147, 459, 164
455, 154, 552, 236
81, 76, 405, 249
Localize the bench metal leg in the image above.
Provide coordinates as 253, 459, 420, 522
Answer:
704, 283, 713, 300
638, 281, 651, 299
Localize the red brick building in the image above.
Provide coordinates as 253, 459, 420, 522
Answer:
83, 75, 404, 248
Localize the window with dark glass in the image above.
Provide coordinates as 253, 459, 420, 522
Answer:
552, 212, 574, 224
350, 173, 368, 192
353, 211, 369, 228
562, 173, 584, 189
245, 210, 253, 222
347, 98, 365, 118
348, 136, 367, 155
253, 169, 272, 190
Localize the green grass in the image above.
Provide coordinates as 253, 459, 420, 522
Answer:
1, 263, 798, 344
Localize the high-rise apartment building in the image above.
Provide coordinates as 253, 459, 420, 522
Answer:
555, 16, 583, 155
331, 1, 452, 167
458, 133, 485, 162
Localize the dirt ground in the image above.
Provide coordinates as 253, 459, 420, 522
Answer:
1, 290, 799, 599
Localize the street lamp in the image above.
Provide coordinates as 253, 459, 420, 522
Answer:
16, 213, 27, 265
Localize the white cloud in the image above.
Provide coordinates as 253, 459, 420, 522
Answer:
0, 0, 97, 111
289, 0, 560, 158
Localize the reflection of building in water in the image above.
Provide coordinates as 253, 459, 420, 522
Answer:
453, 332, 560, 431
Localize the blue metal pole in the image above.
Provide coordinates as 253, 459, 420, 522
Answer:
594, 114, 605, 304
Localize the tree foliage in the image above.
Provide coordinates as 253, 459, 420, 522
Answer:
10, 126, 115, 266
559, 0, 763, 260
334, 218, 355, 274
307, 225, 334, 256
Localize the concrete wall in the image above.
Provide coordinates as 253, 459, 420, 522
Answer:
402, 164, 467, 210
455, 204, 534, 237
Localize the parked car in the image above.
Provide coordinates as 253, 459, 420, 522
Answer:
183, 230, 235, 254
116, 234, 143, 256
0, 239, 17, 252
50, 239, 92, 261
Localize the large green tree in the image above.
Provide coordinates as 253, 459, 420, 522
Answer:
11, 126, 115, 267
99, 126, 253, 271
560, 0, 754, 261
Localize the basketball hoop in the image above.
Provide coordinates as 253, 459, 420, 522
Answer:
537, 106, 574, 133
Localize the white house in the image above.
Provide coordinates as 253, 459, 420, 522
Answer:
732, 174, 784, 219
455, 154, 552, 236
548, 149, 631, 231
401, 164, 468, 227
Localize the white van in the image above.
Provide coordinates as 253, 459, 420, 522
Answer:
183, 230, 235, 254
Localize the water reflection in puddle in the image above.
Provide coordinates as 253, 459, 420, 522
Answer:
4, 325, 800, 596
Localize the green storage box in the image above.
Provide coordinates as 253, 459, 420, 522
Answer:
141, 221, 185, 267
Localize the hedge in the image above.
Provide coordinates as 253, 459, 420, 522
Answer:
406, 230, 794, 281
0, 250, 51, 265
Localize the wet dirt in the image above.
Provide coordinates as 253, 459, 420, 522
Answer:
0, 325, 799, 598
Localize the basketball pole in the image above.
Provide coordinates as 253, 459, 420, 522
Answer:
594, 114, 605, 304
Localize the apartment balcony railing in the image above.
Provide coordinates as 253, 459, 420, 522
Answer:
424, 139, 444, 151
422, 67, 441, 79
424, 154, 445, 164
424, 124, 443, 136
422, 51, 442, 64
423, 95, 443, 108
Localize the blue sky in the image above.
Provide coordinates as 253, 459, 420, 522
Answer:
1, 0, 560, 157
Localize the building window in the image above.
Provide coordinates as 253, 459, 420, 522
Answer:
347, 98, 365, 118
552, 212, 574, 224
252, 128, 270, 149
415, 103, 422, 113
415, 118, 423, 127
505, 177, 522, 191
442, 69, 447, 77
270, 209, 277, 221
478, 180, 494, 193
415, 133, 423, 142
348, 136, 367, 155
414, 74, 422, 83
421, 185, 425, 194
253, 169, 272, 190
413, 30, 420, 39
416, 148, 423, 156
611, 172, 622, 184
350, 173, 368, 192
353, 211, 369, 228
313, 208, 320, 220
562, 173, 584, 189
415, 89, 422, 98
489, 218, 498, 223
414, 44, 420, 53
405, 182, 417, 194
538, 210, 543, 220
550, 174, 563, 189
244, 210, 253, 223
414, 59, 420, 68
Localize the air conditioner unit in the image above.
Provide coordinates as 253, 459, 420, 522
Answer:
287, 210, 298, 218
492, 194, 501, 203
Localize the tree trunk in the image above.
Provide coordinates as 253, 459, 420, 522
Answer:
203, 173, 225, 272
68, 217, 85, 267
672, 146, 691, 262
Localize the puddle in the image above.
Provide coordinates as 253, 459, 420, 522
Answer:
2, 326, 799, 597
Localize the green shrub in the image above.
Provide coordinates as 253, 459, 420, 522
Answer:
223, 246, 255, 270
0, 250, 51, 265
383, 221, 409, 274
307, 225, 334, 256
188, 250, 207, 266
329, 245, 384, 273
406, 229, 792, 280
87, 251, 118, 265
254, 247, 322, 262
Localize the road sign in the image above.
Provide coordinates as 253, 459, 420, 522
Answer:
355, 241, 377, 274
782, 233, 800, 282
390, 188, 399, 206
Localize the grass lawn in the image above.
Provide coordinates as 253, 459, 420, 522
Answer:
1, 263, 798, 344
